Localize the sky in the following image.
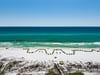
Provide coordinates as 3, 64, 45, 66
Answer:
0, 0, 100, 26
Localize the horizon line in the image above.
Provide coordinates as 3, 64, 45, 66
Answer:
0, 25, 100, 27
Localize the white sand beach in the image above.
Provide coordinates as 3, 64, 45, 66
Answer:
0, 47, 100, 62
0, 47, 100, 75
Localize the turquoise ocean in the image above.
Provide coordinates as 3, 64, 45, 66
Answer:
0, 27, 100, 48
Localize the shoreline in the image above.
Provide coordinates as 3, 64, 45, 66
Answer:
0, 42, 100, 48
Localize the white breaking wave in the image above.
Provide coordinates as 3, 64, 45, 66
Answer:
0, 42, 100, 47
32, 42, 100, 45
0, 42, 14, 47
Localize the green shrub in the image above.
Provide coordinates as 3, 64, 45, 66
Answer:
0, 69, 5, 75
46, 71, 60, 75
68, 72, 84, 75
8, 64, 13, 70
59, 61, 64, 65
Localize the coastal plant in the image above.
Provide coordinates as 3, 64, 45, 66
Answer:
0, 69, 5, 75
59, 61, 64, 65
68, 72, 84, 75
7, 64, 13, 71
46, 71, 60, 75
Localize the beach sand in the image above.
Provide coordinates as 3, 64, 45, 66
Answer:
0, 47, 100, 63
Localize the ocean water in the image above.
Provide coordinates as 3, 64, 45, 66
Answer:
0, 27, 100, 48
